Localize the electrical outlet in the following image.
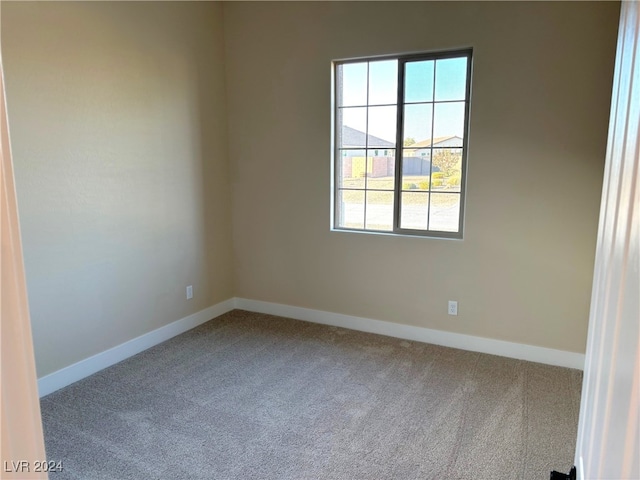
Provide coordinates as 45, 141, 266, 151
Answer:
448, 300, 458, 316
186, 285, 193, 300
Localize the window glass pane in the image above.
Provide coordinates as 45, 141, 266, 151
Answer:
338, 190, 365, 229
400, 192, 429, 230
338, 151, 366, 189
433, 102, 465, 140
403, 104, 433, 148
434, 57, 468, 101
401, 148, 431, 191
429, 193, 460, 232
368, 60, 398, 105
365, 149, 395, 190
366, 191, 394, 231
431, 148, 462, 192
339, 107, 367, 148
405, 60, 434, 103
338, 62, 367, 107
367, 106, 397, 147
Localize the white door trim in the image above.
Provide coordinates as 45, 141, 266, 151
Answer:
574, 2, 640, 478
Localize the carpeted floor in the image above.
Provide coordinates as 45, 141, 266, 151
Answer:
40, 310, 582, 479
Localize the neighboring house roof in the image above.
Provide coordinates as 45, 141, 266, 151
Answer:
342, 125, 395, 148
409, 135, 462, 148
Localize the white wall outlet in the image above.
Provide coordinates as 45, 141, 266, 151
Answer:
448, 300, 458, 316
186, 285, 193, 300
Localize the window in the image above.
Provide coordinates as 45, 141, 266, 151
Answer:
333, 49, 472, 238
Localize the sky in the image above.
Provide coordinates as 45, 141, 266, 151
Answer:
338, 57, 468, 145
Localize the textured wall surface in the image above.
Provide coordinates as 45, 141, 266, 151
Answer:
223, 1, 619, 353
1, 2, 620, 379
2, 1, 233, 376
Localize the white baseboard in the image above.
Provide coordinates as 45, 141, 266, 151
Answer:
235, 298, 585, 370
37, 299, 236, 397
38, 296, 584, 397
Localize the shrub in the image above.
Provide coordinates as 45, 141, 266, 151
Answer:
431, 178, 444, 187
402, 182, 418, 190
418, 178, 430, 190
432, 172, 445, 180
447, 175, 461, 187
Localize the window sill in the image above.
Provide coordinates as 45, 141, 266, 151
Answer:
330, 227, 463, 241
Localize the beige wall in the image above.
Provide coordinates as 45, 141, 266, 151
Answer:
224, 1, 619, 353
1, 1, 620, 380
2, 1, 233, 377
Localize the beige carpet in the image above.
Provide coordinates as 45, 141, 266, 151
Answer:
40, 310, 581, 479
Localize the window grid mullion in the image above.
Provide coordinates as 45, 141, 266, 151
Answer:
403, 99, 464, 106
364, 62, 370, 228
393, 59, 405, 233
426, 59, 438, 232
334, 66, 341, 228
339, 102, 398, 109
